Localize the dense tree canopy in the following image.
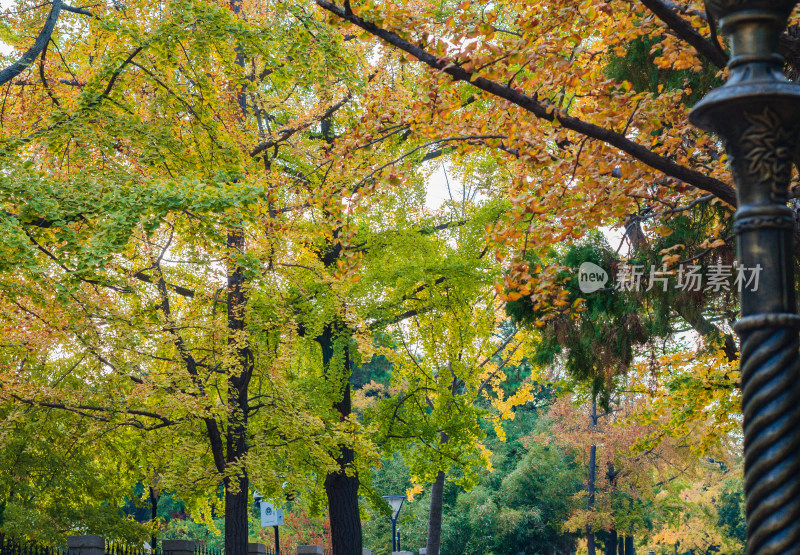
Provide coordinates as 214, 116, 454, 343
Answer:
0, 0, 766, 554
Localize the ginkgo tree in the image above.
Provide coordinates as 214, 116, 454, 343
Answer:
0, 1, 405, 554
0, 402, 150, 544
0, 2, 538, 554
315, 0, 767, 331
0, 0, 771, 554
313, 7, 757, 474
348, 190, 536, 555
315, 2, 756, 550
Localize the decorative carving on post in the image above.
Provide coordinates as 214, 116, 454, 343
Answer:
690, 1, 800, 553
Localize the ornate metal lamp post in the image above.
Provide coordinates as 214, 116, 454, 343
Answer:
690, 2, 800, 553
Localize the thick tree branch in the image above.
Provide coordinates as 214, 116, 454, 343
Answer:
316, 0, 738, 208
673, 300, 738, 362
640, 0, 728, 68
0, 0, 63, 86
2, 209, 76, 228
23, 229, 132, 292
12, 77, 84, 87
98, 46, 143, 101
151, 259, 226, 474
130, 269, 196, 298
477, 332, 522, 394
12, 396, 178, 430
62, 3, 97, 17
417, 219, 467, 235
39, 39, 61, 107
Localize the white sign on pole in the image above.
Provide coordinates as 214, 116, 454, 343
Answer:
260, 500, 284, 527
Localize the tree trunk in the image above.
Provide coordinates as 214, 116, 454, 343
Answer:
149, 486, 159, 549
325, 444, 362, 555
224, 229, 253, 555
425, 470, 446, 555
222, 0, 253, 549
624, 536, 634, 555
319, 324, 363, 555
224, 471, 250, 555
426, 429, 450, 555
224, 411, 250, 555
604, 463, 618, 555
587, 399, 598, 555
604, 529, 617, 555
155, 225, 252, 555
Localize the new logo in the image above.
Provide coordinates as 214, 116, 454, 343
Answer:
578, 262, 609, 293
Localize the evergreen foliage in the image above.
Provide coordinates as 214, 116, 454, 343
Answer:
605, 36, 723, 105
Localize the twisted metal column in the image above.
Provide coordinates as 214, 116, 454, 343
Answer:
690, 2, 800, 553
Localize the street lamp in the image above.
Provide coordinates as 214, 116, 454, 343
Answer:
382, 494, 405, 553
690, 1, 800, 553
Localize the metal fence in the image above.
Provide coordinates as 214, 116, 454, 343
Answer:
0, 538, 288, 555
106, 543, 158, 555
0, 538, 65, 555
0, 539, 232, 555
191, 545, 220, 555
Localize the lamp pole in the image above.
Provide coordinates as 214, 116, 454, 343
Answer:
382, 494, 405, 553
690, 2, 800, 553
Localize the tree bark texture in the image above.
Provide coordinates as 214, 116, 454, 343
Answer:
319, 324, 363, 555
149, 486, 159, 549
425, 470, 446, 555
224, 229, 253, 555
225, 471, 250, 555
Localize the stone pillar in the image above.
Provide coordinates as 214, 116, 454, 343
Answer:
249, 545, 266, 555
163, 540, 196, 555
392, 552, 414, 555
67, 536, 105, 555
296, 547, 323, 555
419, 549, 427, 555
362, 549, 373, 555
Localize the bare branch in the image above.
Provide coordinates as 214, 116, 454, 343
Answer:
353, 135, 505, 192
477, 333, 522, 394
